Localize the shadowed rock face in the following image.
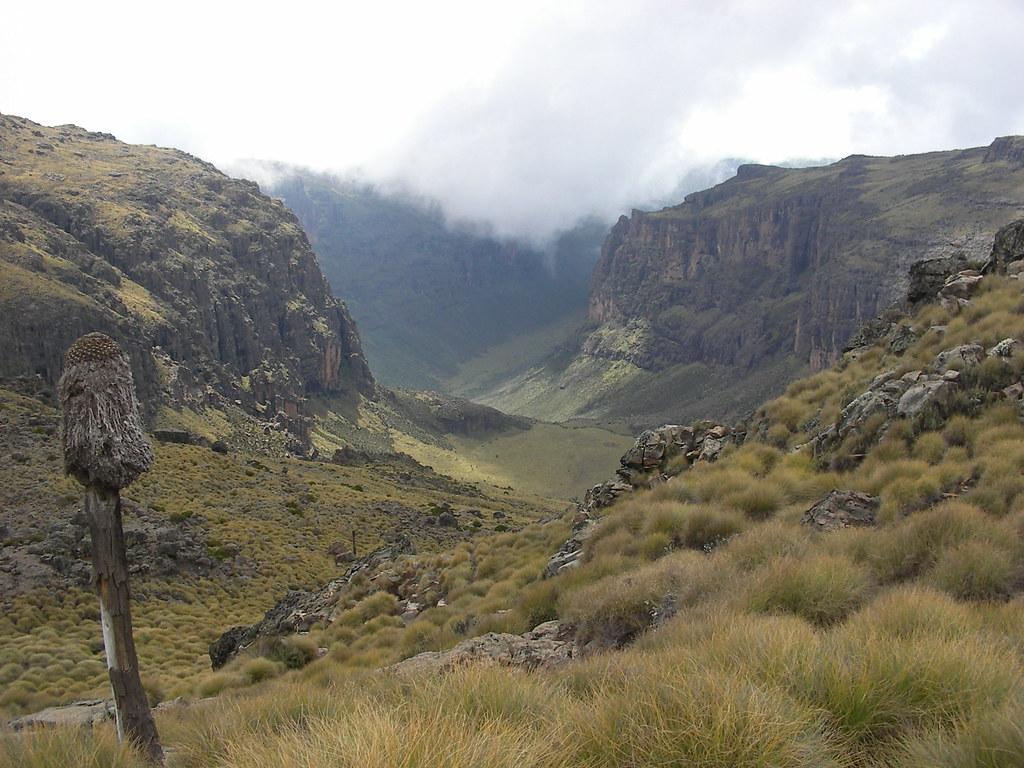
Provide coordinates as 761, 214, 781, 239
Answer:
0, 113, 374, 421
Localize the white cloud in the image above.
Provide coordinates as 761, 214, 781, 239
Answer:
2, 0, 1023, 239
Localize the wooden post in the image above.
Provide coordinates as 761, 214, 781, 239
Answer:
59, 333, 164, 765
352, 527, 357, 557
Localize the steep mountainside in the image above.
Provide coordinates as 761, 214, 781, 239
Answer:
477, 139, 1024, 428
249, 167, 606, 389
0, 115, 374, 428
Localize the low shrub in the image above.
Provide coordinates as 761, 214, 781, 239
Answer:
259, 635, 320, 670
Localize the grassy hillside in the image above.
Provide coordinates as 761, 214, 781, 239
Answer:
0, 385, 561, 717
9, 268, 1024, 765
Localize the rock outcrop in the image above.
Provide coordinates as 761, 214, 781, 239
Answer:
801, 491, 879, 531
210, 536, 417, 667
588, 142, 1024, 379
545, 420, 737, 577
0, 114, 374, 432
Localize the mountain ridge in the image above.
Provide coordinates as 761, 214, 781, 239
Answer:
0, 114, 374, 434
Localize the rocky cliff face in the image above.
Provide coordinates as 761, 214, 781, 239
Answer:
589, 143, 1024, 379
0, 114, 373, 420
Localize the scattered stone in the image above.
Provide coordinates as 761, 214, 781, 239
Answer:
801, 491, 880, 531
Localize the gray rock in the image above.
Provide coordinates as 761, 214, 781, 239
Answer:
991, 220, 1024, 273
8, 699, 114, 730
932, 343, 985, 372
389, 621, 576, 674
801, 491, 879, 531
888, 325, 918, 354
897, 377, 956, 418
940, 273, 984, 300
908, 255, 968, 306
988, 338, 1020, 358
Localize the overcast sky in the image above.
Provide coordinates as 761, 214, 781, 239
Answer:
3, 0, 1024, 239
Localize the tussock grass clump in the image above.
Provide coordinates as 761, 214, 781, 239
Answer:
845, 585, 981, 641
584, 499, 745, 563
745, 553, 873, 626
725, 519, 812, 572
642, 501, 747, 550
0, 724, 145, 768
807, 629, 1020, 753
896, 699, 1024, 768
927, 542, 1018, 601
567, 657, 842, 768
560, 551, 726, 648
242, 656, 282, 684
868, 502, 1009, 584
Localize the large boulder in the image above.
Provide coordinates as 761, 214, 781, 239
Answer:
991, 220, 1024, 273
8, 699, 114, 730
931, 343, 985, 372
907, 254, 968, 306
896, 372, 959, 418
801, 491, 879, 531
389, 621, 576, 674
